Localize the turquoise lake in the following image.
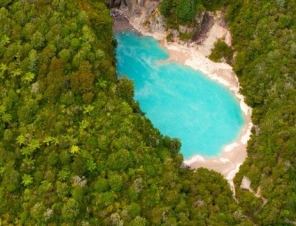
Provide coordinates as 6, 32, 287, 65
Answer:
115, 31, 245, 159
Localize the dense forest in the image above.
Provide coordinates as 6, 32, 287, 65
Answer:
227, 0, 296, 224
159, 0, 296, 224
0, 0, 295, 225
0, 0, 250, 225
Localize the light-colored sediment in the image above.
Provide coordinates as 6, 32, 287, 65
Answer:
120, 11, 253, 193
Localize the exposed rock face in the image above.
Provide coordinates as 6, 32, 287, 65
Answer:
192, 12, 214, 42
108, 0, 166, 35
109, 0, 232, 55
111, 9, 138, 33
145, 10, 166, 33
108, 0, 211, 44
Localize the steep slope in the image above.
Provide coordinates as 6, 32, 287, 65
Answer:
110, 0, 296, 224
0, 0, 249, 225
227, 0, 296, 224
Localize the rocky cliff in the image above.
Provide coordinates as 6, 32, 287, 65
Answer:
109, 0, 232, 57
109, 0, 207, 39
109, 0, 167, 35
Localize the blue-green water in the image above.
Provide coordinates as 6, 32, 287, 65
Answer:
115, 31, 245, 159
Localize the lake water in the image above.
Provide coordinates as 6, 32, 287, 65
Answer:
115, 31, 245, 159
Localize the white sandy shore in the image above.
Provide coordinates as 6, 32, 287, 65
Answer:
122, 12, 253, 192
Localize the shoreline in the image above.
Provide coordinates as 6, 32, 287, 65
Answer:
161, 40, 253, 194
162, 40, 252, 171
113, 11, 253, 193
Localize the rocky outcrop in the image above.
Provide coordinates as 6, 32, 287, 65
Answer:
192, 12, 214, 42
109, 0, 213, 43
109, 0, 166, 36
109, 0, 231, 56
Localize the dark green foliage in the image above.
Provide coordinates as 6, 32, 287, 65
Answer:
176, 0, 196, 23
159, 0, 173, 17
159, 0, 198, 26
227, 0, 296, 223
0, 0, 250, 225
159, 0, 226, 27
202, 0, 224, 11
209, 39, 234, 64
108, 149, 133, 170
116, 76, 135, 104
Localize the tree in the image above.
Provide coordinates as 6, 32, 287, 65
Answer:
0, 63, 8, 78
31, 31, 45, 50
61, 198, 79, 221
16, 134, 26, 146
86, 159, 97, 172
83, 104, 94, 115
110, 213, 124, 226
108, 174, 123, 192
108, 149, 133, 170
209, 39, 234, 64
70, 145, 80, 154
1, 113, 12, 124
11, 68, 22, 77
129, 216, 147, 226
2, 168, 20, 192
44, 59, 66, 100
70, 61, 95, 96
0, 35, 10, 47
28, 139, 40, 151
21, 147, 34, 157
159, 0, 173, 17
22, 174, 33, 187
23, 157, 35, 168
43, 136, 53, 146
58, 49, 71, 62
94, 177, 109, 192
176, 0, 195, 23
58, 170, 70, 181
22, 72, 35, 84
128, 203, 141, 218
116, 77, 134, 104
